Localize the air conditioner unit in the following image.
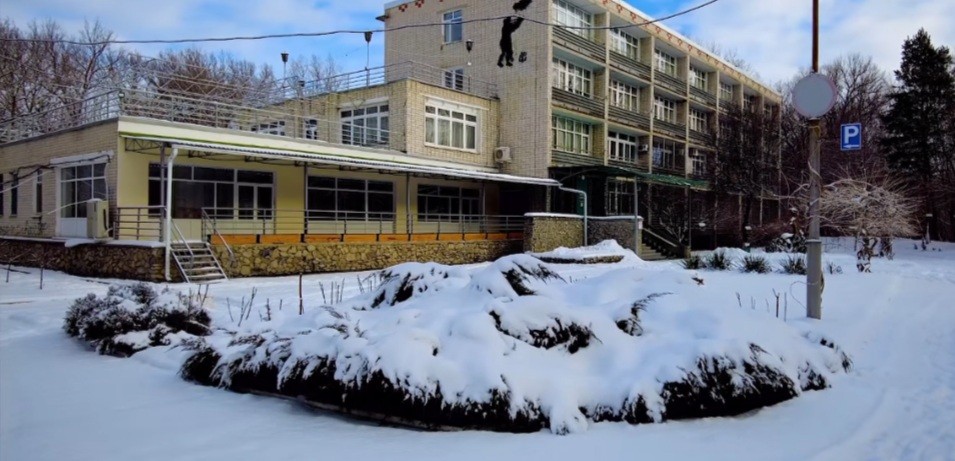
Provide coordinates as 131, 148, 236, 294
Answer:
638, 144, 650, 153
86, 199, 110, 240
494, 146, 513, 164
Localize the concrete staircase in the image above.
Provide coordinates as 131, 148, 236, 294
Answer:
638, 243, 669, 261
171, 242, 228, 284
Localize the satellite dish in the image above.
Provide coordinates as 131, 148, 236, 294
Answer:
792, 73, 837, 119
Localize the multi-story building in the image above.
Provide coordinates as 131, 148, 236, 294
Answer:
382, 0, 782, 244
0, 0, 780, 282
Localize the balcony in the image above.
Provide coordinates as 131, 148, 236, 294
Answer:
609, 51, 652, 81
654, 71, 687, 95
553, 27, 605, 62
690, 86, 718, 107
551, 150, 603, 167
653, 118, 686, 139
552, 87, 605, 118
689, 129, 712, 147
608, 105, 651, 132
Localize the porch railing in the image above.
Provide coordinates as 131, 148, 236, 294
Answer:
113, 206, 164, 241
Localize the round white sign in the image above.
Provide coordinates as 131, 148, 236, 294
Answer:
792, 73, 837, 119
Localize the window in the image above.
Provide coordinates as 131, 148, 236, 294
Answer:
341, 103, 390, 146
689, 108, 708, 133
607, 131, 639, 163
654, 97, 677, 123
251, 121, 285, 136
552, 0, 593, 39
690, 150, 707, 176
655, 49, 678, 76
609, 80, 640, 111
9, 173, 17, 216
610, 29, 640, 59
60, 163, 107, 219
743, 95, 758, 112
652, 138, 681, 170
606, 179, 635, 216
689, 67, 708, 91
0, 173, 4, 216
307, 176, 394, 221
147, 164, 273, 220
34, 170, 42, 214
443, 10, 463, 43
443, 68, 465, 91
304, 119, 319, 140
417, 185, 481, 221
425, 101, 478, 151
552, 116, 592, 154
552, 58, 592, 97
719, 82, 734, 101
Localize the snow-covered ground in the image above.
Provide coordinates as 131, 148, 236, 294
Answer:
2, 238, 954, 461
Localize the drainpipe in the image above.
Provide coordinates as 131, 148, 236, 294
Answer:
164, 147, 179, 281
633, 175, 640, 254
558, 184, 587, 247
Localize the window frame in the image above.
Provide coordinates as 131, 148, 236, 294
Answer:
443, 67, 465, 91
652, 138, 681, 171
551, 115, 592, 155
59, 163, 107, 219
606, 178, 635, 216
341, 103, 390, 147
552, 0, 593, 39
306, 176, 395, 221
655, 49, 678, 77
34, 170, 43, 214
0, 173, 4, 216
416, 184, 482, 222
551, 58, 593, 97
442, 9, 463, 44
609, 79, 640, 111
424, 100, 479, 152
607, 131, 639, 163
147, 164, 274, 220
689, 66, 708, 91
690, 150, 707, 177
609, 29, 640, 60
719, 82, 734, 101
653, 96, 677, 123
251, 120, 286, 136
9, 173, 18, 217
689, 108, 709, 133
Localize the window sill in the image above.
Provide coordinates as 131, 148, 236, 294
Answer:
423, 142, 479, 154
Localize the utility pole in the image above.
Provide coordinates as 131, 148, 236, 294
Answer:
806, 0, 823, 319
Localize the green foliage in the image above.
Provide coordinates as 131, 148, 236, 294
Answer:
682, 254, 703, 270
704, 250, 733, 270
741, 255, 771, 274
781, 255, 807, 275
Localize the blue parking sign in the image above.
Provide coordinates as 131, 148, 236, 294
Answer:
841, 123, 862, 151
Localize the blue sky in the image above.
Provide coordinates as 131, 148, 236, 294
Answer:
4, 0, 954, 85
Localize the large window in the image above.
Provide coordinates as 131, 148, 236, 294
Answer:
689, 67, 708, 91
307, 176, 394, 221
251, 121, 285, 136
418, 185, 481, 221
10, 173, 18, 216
607, 131, 638, 163
425, 101, 478, 151
606, 179, 635, 216
148, 164, 273, 220
34, 170, 43, 214
341, 103, 390, 146
552, 58, 592, 97
443, 10, 463, 43
689, 108, 709, 133
744, 95, 758, 112
652, 138, 681, 170
443, 68, 465, 91
60, 163, 107, 218
610, 80, 640, 111
610, 29, 640, 59
552, 0, 593, 39
552, 116, 592, 154
654, 97, 677, 123
655, 49, 678, 76
719, 82, 734, 101
690, 150, 707, 177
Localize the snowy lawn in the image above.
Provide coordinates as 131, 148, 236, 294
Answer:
2, 238, 954, 460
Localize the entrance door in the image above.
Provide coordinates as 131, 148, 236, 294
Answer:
57, 163, 107, 238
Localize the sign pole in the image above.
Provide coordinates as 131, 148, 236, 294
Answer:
806, 0, 823, 319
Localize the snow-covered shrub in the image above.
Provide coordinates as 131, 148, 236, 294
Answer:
64, 283, 211, 357
180, 255, 850, 434
682, 254, 703, 270
704, 250, 733, 270
765, 232, 808, 253
780, 255, 807, 275
742, 255, 771, 273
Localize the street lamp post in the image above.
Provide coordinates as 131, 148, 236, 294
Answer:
923, 213, 933, 250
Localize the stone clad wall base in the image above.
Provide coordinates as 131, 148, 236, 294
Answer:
0, 237, 173, 282
589, 218, 639, 252
523, 215, 641, 254
213, 240, 523, 277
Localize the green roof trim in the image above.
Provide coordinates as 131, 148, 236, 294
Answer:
635, 172, 709, 190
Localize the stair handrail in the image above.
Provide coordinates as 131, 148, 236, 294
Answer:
201, 208, 235, 263
642, 226, 686, 258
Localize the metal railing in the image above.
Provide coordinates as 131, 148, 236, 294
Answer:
411, 214, 524, 234
552, 87, 605, 118
1, 61, 497, 145
642, 226, 686, 259
113, 206, 164, 241
553, 27, 605, 61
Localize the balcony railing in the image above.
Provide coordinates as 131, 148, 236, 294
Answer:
553, 27, 605, 62
654, 71, 687, 95
689, 129, 712, 146
552, 88, 605, 118
653, 118, 687, 138
0, 61, 497, 145
608, 105, 651, 131
551, 150, 603, 167
609, 51, 652, 81
690, 86, 718, 106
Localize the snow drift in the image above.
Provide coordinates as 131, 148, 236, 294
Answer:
178, 254, 851, 434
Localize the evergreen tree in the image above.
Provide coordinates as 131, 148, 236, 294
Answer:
880, 29, 955, 229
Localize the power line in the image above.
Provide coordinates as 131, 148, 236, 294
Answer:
0, 0, 720, 46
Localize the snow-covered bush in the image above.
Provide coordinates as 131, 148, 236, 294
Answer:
180, 254, 850, 434
64, 283, 211, 357
742, 255, 772, 274
780, 255, 807, 275
704, 250, 734, 270
765, 231, 808, 254
682, 254, 703, 269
